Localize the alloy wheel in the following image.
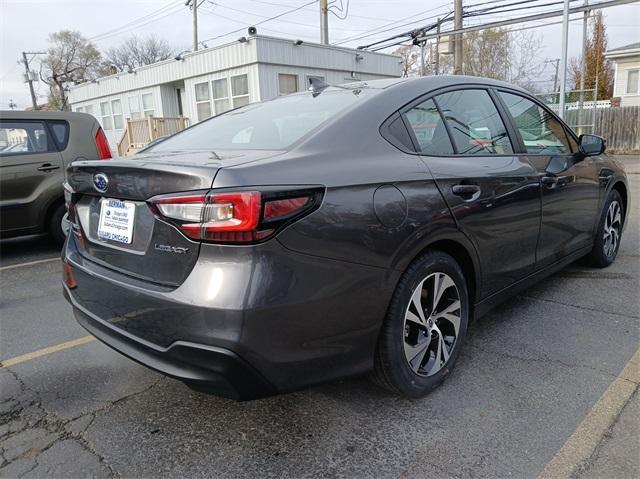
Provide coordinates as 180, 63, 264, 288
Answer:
603, 200, 622, 258
403, 272, 461, 377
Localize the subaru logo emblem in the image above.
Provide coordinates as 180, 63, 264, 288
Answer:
93, 173, 109, 193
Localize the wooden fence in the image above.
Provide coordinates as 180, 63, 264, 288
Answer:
562, 106, 640, 154
117, 116, 189, 156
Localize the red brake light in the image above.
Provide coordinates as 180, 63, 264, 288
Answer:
95, 127, 112, 160
264, 197, 309, 219
151, 189, 321, 244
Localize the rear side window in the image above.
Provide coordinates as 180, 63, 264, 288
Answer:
48, 121, 69, 150
403, 98, 454, 155
435, 89, 513, 155
498, 91, 571, 154
0, 121, 53, 155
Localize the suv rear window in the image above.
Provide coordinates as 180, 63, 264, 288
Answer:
149, 90, 367, 152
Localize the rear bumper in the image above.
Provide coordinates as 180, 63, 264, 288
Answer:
63, 233, 397, 399
64, 285, 275, 400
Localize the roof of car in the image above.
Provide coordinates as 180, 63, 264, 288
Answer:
0, 110, 96, 121
356, 75, 529, 92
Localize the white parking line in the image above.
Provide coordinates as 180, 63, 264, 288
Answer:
0, 257, 59, 271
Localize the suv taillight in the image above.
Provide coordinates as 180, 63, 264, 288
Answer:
150, 187, 323, 244
95, 127, 112, 159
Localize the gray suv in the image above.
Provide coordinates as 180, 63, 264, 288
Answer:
0, 110, 111, 244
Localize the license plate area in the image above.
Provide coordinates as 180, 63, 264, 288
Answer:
97, 198, 135, 244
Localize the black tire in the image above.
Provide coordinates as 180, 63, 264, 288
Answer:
49, 203, 66, 246
587, 189, 624, 268
372, 250, 469, 398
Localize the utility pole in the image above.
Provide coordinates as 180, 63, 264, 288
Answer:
186, 0, 198, 51
434, 18, 441, 75
558, 0, 570, 119
320, 0, 329, 44
550, 58, 560, 94
22, 51, 43, 110
420, 41, 426, 76
578, 0, 589, 133
453, 0, 463, 74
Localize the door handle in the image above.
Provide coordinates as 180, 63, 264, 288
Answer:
541, 175, 558, 187
37, 163, 60, 172
452, 184, 481, 200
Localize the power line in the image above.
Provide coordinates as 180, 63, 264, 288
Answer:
331, 3, 453, 46
199, 0, 317, 44
89, 1, 184, 42
207, 1, 363, 31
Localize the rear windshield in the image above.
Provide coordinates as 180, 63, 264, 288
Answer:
149, 89, 367, 152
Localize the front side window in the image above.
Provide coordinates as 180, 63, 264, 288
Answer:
278, 74, 298, 95
212, 78, 230, 114
100, 101, 113, 130
0, 121, 51, 155
231, 75, 250, 108
626, 69, 639, 94
435, 89, 513, 155
403, 98, 454, 155
111, 99, 124, 129
195, 82, 212, 121
149, 89, 368, 152
499, 91, 571, 154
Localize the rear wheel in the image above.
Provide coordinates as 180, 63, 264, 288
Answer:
49, 203, 66, 246
372, 251, 469, 397
587, 190, 624, 268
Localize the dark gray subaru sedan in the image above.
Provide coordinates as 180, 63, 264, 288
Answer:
62, 76, 628, 400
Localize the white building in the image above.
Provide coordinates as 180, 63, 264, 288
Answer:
605, 42, 640, 106
68, 35, 402, 154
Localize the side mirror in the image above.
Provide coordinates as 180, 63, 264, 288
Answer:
578, 134, 606, 157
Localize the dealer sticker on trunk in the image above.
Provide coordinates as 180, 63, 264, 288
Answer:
97, 198, 135, 244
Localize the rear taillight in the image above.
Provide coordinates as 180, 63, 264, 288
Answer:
95, 127, 112, 159
150, 187, 323, 244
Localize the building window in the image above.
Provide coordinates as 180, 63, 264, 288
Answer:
128, 96, 141, 119
626, 69, 639, 94
141, 93, 155, 117
100, 101, 113, 130
111, 99, 124, 129
231, 74, 250, 108
75, 106, 84, 113
212, 78, 230, 114
278, 73, 298, 95
195, 82, 212, 121
85, 104, 94, 116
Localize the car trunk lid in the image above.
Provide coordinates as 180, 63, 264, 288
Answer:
66, 150, 283, 286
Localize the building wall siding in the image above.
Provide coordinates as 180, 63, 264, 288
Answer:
612, 56, 640, 106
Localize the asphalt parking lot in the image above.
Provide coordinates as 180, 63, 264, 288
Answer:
1, 156, 638, 479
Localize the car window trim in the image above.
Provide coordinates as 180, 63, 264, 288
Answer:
394, 85, 517, 158
492, 87, 579, 157
0, 119, 59, 158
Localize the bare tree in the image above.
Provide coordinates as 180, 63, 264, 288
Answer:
393, 45, 421, 77
39, 30, 102, 110
103, 35, 177, 73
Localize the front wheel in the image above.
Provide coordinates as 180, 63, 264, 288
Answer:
587, 190, 624, 268
372, 251, 469, 398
